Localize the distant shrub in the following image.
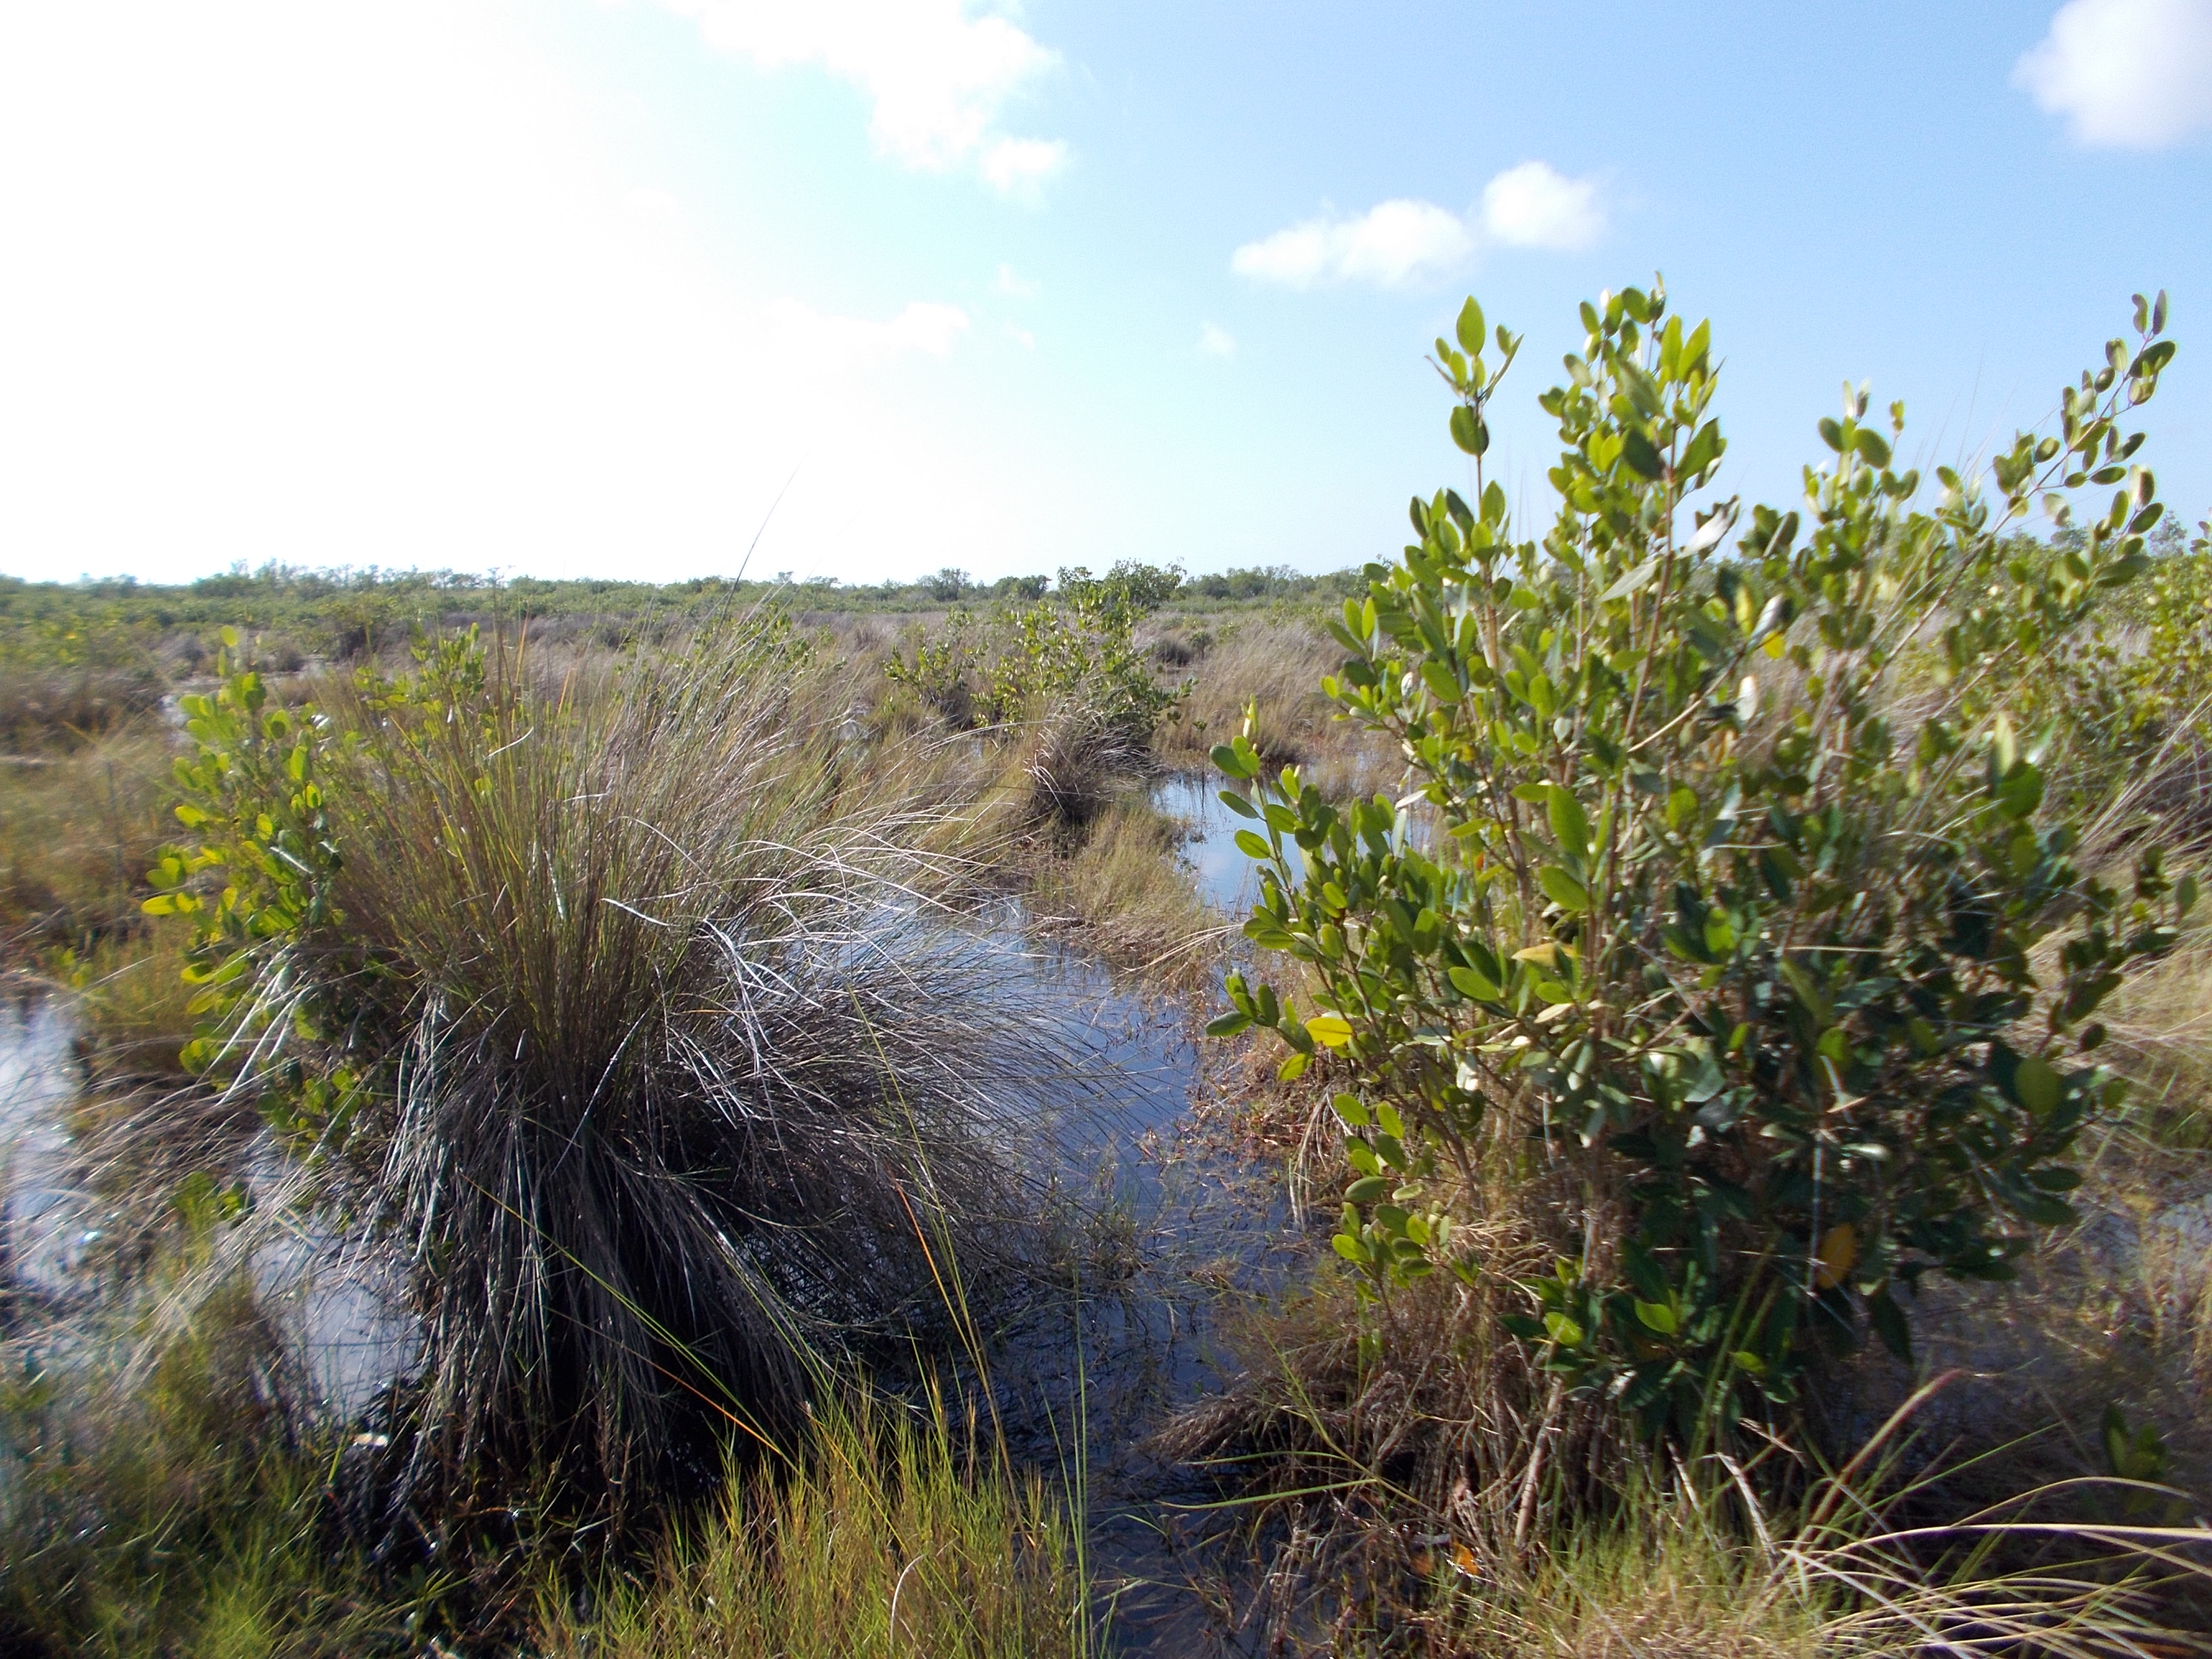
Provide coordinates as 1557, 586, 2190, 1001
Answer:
885, 562, 1187, 749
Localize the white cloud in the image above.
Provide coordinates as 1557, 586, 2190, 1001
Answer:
1197, 323, 1237, 357
1002, 323, 1036, 350
993, 262, 1040, 299
1233, 163, 1605, 288
1479, 161, 1605, 251
0, 2, 1017, 582
652, 0, 1068, 193
979, 137, 1068, 199
2014, 0, 2212, 148
1231, 199, 1474, 289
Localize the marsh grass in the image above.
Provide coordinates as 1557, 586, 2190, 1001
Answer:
1153, 619, 1341, 769
0, 1292, 1090, 1659
0, 724, 175, 956
1028, 793, 1229, 986
541, 1388, 1087, 1659
172, 620, 1103, 1509
0, 1282, 405, 1659
1170, 1311, 2212, 1656
0, 667, 165, 754
64, 929, 201, 1080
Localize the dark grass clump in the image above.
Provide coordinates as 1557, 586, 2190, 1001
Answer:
184, 619, 1088, 1513
1021, 705, 1147, 832
0, 668, 165, 754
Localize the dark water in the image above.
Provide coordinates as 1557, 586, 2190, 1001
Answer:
0, 933, 1300, 1654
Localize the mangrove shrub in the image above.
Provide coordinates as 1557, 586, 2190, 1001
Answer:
1214, 284, 2192, 1437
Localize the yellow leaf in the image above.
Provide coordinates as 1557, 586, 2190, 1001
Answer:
1452, 1542, 1481, 1578
1306, 1011, 1354, 1049
1814, 1222, 1857, 1291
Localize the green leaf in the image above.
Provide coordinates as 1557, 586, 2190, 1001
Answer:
1538, 865, 1591, 913
1996, 761, 2044, 820
1450, 405, 1489, 457
1204, 1012, 1253, 1038
1633, 1299, 1679, 1336
1599, 558, 1659, 604
1233, 830, 1273, 861
1448, 964, 1500, 1001
1420, 661, 1464, 703
1621, 430, 1664, 480
1853, 428, 1891, 468
1547, 787, 1592, 859
1346, 1175, 1392, 1204
1542, 1312, 1585, 1347
1455, 298, 1486, 356
1867, 1288, 1912, 1364
1211, 741, 1259, 780
2012, 1055, 2062, 1117
1679, 418, 1724, 480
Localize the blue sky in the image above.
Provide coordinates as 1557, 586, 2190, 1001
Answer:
1, 0, 2206, 585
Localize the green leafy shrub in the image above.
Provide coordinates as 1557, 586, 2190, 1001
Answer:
142, 627, 350, 1095
1213, 285, 2193, 1438
2022, 514, 2212, 848
885, 561, 1187, 745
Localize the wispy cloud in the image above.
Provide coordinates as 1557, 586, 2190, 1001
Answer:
1231, 199, 1474, 289
2015, 0, 2212, 148
1479, 161, 1605, 251
652, 0, 1069, 194
992, 262, 1040, 299
1231, 162, 1604, 288
1196, 322, 1236, 356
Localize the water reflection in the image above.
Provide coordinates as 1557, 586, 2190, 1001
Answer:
0, 998, 96, 1300
1149, 773, 1288, 916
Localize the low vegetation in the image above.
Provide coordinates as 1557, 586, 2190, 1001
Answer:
2, 283, 2210, 1656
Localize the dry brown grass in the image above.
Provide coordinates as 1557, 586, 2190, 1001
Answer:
0, 722, 176, 954
0, 665, 165, 752
1155, 617, 1344, 768
1026, 792, 1229, 986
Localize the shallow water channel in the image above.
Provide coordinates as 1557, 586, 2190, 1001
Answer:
1151, 771, 1296, 918
0, 923, 1307, 1653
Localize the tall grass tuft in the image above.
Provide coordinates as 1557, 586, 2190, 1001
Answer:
541, 1388, 1085, 1659
195, 620, 1082, 1507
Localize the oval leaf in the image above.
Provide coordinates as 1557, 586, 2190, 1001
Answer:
1306, 1011, 1355, 1050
